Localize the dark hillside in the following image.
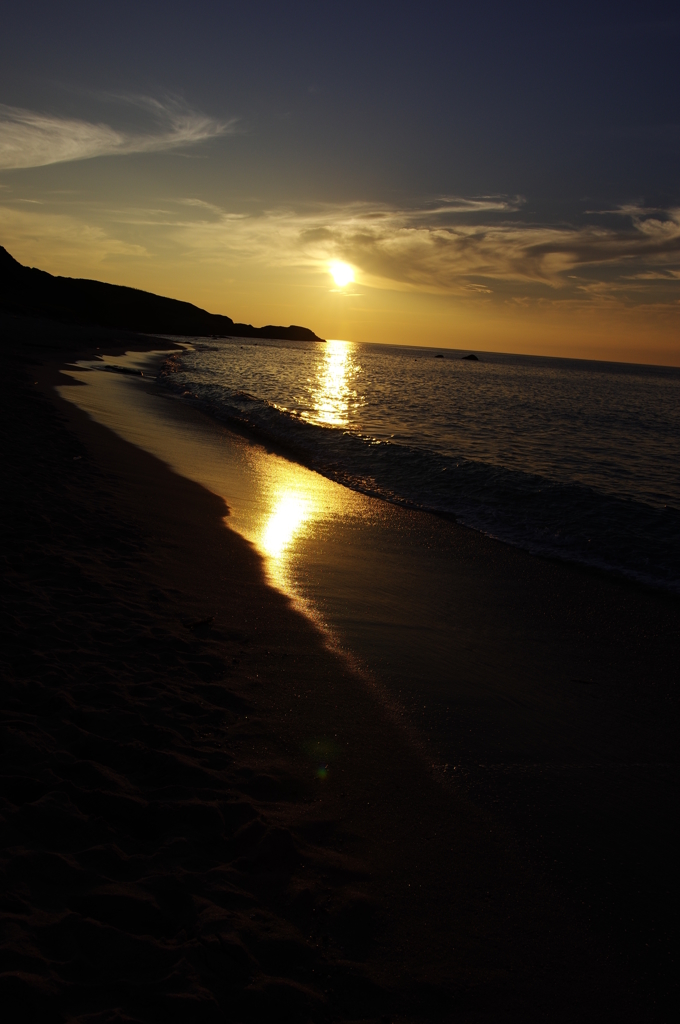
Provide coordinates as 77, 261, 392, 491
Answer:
0, 247, 322, 342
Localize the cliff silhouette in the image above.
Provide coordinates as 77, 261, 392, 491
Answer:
0, 247, 323, 342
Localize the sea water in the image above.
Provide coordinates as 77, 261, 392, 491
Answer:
60, 336, 680, 970
156, 338, 680, 594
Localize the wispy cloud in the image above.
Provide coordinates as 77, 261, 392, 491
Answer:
0, 203, 149, 267
2, 189, 679, 309
411, 196, 523, 216
162, 200, 680, 299
0, 99, 234, 171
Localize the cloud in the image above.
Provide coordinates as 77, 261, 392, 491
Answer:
416, 196, 523, 216
2, 188, 680, 310
0, 203, 149, 269
0, 99, 234, 171
161, 199, 680, 299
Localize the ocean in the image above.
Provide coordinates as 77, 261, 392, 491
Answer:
59, 334, 680, 986
55, 331, 675, 1003
156, 337, 680, 594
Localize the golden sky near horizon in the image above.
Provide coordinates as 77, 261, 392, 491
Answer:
1, 7, 679, 365
2, 187, 679, 366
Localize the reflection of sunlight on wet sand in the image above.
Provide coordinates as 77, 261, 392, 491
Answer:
261, 491, 310, 559
57, 350, 362, 618
250, 457, 341, 599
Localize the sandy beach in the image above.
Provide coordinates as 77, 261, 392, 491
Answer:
1, 315, 677, 1022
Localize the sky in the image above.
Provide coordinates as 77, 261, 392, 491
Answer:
1, 1, 679, 363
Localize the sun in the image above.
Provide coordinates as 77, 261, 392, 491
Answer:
330, 261, 354, 287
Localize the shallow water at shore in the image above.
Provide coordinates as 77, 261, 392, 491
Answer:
58, 350, 678, 750
158, 337, 680, 594
58, 347, 679, 997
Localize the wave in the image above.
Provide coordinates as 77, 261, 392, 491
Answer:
157, 357, 680, 595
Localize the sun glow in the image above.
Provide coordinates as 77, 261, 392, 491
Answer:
329, 261, 354, 287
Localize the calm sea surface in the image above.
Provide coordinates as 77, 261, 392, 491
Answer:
157, 338, 680, 593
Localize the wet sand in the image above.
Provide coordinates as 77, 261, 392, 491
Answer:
1, 314, 677, 1021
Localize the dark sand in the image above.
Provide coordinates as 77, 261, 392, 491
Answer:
0, 313, 676, 1021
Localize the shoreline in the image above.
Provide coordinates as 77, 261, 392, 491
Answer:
150, 337, 680, 598
64, 339, 680, 600
1, 316, 677, 1020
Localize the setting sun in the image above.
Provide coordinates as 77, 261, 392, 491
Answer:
329, 261, 354, 288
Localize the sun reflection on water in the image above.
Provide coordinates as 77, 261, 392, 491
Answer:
58, 349, 375, 636
256, 341, 362, 598
305, 339, 359, 428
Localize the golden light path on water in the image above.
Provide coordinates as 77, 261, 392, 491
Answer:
304, 338, 357, 429
57, 339, 367, 612
257, 340, 356, 591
